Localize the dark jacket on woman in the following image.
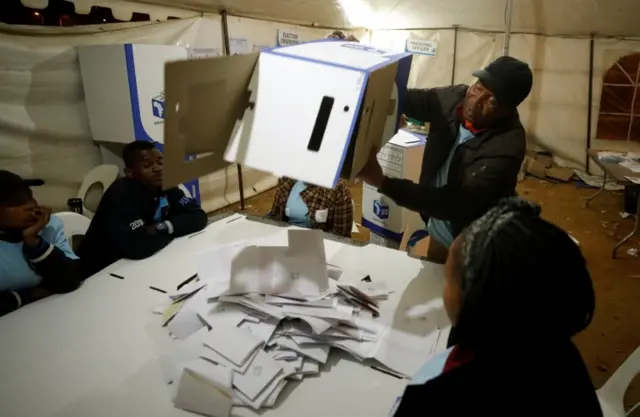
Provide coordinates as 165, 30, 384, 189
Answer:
393, 340, 602, 417
380, 85, 526, 238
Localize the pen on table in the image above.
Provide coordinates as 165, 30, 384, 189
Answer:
109, 273, 125, 280
226, 216, 242, 224
149, 286, 167, 294
176, 273, 198, 291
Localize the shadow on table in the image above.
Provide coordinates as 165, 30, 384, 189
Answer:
390, 262, 448, 337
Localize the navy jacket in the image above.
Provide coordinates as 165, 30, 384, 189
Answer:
380, 85, 526, 238
394, 341, 602, 417
77, 178, 208, 277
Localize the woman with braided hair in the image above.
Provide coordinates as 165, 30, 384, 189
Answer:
392, 197, 602, 416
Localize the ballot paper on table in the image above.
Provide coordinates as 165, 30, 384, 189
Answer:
233, 349, 284, 401
198, 229, 330, 300
167, 285, 208, 340
202, 325, 264, 366
174, 358, 234, 417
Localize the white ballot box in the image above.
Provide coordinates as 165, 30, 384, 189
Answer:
78, 44, 220, 202
362, 130, 426, 245
160, 40, 412, 190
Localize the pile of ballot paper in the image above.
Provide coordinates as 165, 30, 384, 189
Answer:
153, 229, 447, 417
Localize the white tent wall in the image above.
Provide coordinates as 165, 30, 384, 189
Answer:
369, 29, 455, 88
509, 35, 590, 169
368, 29, 640, 171
6, 0, 640, 213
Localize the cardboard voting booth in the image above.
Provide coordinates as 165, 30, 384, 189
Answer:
78, 44, 220, 203
161, 40, 413, 191
362, 129, 426, 244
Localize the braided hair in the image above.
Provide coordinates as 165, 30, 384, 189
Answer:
449, 197, 595, 348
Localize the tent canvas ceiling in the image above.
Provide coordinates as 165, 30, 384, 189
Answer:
44, 0, 640, 37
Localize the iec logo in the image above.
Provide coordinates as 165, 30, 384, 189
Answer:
373, 200, 389, 220
152, 91, 165, 119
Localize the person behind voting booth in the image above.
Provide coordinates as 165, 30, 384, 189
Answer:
267, 177, 354, 238
391, 198, 602, 417
78, 141, 208, 276
358, 56, 533, 263
0, 171, 83, 317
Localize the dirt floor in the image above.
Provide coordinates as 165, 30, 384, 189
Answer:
214, 177, 640, 407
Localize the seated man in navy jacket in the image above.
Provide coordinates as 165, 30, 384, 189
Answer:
0, 171, 83, 317
78, 141, 208, 277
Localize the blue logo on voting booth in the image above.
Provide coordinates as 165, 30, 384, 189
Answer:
151, 91, 165, 119
373, 200, 389, 220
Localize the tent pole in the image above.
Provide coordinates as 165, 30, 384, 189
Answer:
221, 10, 246, 210
451, 25, 458, 85
503, 0, 514, 56
586, 34, 595, 174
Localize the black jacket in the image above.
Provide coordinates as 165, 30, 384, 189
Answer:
380, 85, 526, 237
77, 178, 208, 277
394, 341, 602, 417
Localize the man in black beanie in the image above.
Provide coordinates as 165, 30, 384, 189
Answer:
358, 56, 533, 263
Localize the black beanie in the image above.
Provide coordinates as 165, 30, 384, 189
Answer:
472, 56, 533, 108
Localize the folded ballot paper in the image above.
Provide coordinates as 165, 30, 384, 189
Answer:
154, 229, 448, 416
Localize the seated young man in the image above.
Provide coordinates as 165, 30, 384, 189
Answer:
0, 171, 83, 317
267, 177, 353, 238
78, 141, 208, 277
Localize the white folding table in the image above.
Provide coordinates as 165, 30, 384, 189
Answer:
0, 213, 447, 417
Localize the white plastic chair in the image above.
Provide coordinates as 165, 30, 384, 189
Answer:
77, 165, 119, 218
597, 345, 640, 416
55, 212, 91, 241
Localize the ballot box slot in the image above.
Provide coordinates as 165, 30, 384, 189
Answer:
307, 95, 335, 152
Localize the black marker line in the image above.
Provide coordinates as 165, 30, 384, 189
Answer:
226, 216, 242, 224
109, 273, 125, 280
176, 273, 198, 291
149, 286, 167, 294
370, 366, 404, 379
188, 230, 206, 239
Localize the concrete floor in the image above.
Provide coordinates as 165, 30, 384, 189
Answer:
214, 177, 640, 407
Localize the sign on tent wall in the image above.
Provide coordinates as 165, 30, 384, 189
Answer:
369, 29, 454, 89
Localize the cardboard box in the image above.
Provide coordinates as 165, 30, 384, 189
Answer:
78, 44, 220, 203
361, 130, 426, 243
161, 40, 413, 190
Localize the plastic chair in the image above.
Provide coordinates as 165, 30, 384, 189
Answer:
55, 212, 91, 241
77, 165, 119, 218
597, 345, 640, 416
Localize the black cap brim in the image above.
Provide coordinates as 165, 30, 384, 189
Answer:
472, 69, 508, 107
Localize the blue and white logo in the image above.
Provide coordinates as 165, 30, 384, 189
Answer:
373, 200, 390, 220
152, 91, 165, 119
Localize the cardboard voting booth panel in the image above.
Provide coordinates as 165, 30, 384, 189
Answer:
162, 40, 412, 190
78, 44, 220, 203
363, 130, 426, 243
